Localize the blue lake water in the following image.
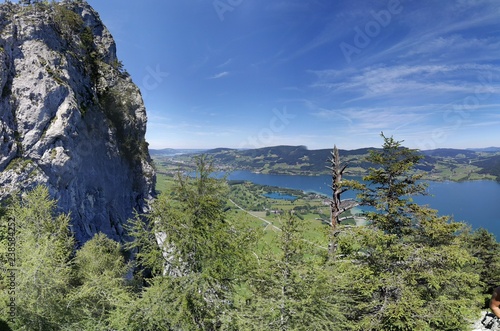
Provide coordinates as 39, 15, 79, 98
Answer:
224, 170, 500, 239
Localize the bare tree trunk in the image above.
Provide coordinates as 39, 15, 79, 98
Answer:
327, 146, 357, 256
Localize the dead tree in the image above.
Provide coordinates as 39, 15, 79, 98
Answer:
326, 145, 358, 256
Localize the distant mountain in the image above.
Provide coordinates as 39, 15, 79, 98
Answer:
152, 145, 500, 181
206, 148, 235, 153
467, 147, 500, 153
421, 148, 477, 158
476, 155, 500, 178
161, 145, 381, 175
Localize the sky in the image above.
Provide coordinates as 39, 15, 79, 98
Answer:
28, 1, 500, 149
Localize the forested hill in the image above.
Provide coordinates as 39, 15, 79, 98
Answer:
152, 145, 500, 181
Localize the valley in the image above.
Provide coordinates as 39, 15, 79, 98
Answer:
151, 145, 500, 182
154, 173, 358, 245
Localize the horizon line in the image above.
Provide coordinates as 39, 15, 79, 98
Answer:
148, 145, 500, 152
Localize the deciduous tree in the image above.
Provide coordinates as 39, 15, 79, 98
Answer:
68, 233, 133, 331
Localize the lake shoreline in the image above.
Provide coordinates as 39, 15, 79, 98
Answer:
223, 170, 500, 239
227, 168, 498, 183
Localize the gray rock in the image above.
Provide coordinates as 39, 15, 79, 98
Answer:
0, 1, 155, 244
472, 311, 500, 331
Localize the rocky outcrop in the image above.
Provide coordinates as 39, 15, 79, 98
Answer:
473, 311, 499, 331
0, 0, 155, 243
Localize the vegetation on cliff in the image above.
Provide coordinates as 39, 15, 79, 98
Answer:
0, 0, 155, 243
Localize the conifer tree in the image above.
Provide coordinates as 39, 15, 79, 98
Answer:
236, 213, 349, 331
462, 228, 500, 298
68, 233, 133, 331
0, 186, 74, 330
336, 135, 482, 330
357, 133, 427, 236
125, 155, 255, 330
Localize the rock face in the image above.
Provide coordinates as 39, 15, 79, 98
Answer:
473, 311, 499, 331
0, 0, 155, 243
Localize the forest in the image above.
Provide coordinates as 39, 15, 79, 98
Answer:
1, 135, 500, 331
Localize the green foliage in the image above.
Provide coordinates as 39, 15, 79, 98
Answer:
126, 155, 256, 330
99, 87, 148, 166
0, 188, 138, 331
52, 2, 101, 85
236, 213, 350, 331
0, 136, 494, 330
3, 158, 33, 173
462, 228, 500, 298
337, 134, 483, 330
354, 133, 428, 236
53, 3, 84, 38
0, 186, 74, 330
67, 233, 133, 331
338, 223, 481, 330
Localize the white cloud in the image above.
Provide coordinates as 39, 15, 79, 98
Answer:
404, 35, 500, 59
208, 71, 230, 79
217, 59, 233, 68
311, 64, 500, 101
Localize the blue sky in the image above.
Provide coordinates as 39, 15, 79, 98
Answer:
71, 1, 500, 149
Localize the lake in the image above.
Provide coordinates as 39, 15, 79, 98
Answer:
224, 170, 500, 239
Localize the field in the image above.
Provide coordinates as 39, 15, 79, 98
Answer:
155, 170, 358, 250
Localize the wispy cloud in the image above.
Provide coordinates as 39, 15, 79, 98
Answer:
217, 59, 233, 68
311, 105, 434, 131
310, 64, 500, 101
404, 35, 500, 59
208, 71, 230, 79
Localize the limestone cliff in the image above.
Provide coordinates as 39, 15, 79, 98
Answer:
0, 0, 155, 243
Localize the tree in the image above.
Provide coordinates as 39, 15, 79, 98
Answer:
462, 228, 500, 300
336, 135, 482, 330
235, 213, 350, 331
356, 133, 427, 237
0, 186, 74, 330
126, 155, 255, 330
326, 145, 360, 255
68, 233, 134, 331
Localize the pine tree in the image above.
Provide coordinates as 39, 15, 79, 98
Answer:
125, 155, 255, 330
0, 186, 74, 330
68, 233, 133, 331
336, 135, 482, 330
357, 133, 427, 236
462, 228, 500, 299
236, 213, 349, 331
